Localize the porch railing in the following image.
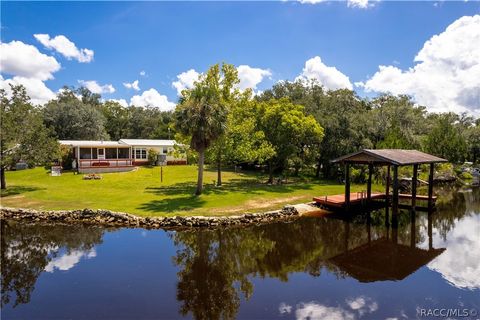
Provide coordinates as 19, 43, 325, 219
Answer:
79, 159, 134, 168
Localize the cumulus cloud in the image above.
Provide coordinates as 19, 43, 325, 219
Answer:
347, 0, 370, 8
130, 88, 176, 111
172, 65, 271, 95
346, 296, 379, 317
297, 0, 327, 3
294, 297, 379, 320
237, 65, 272, 91
0, 40, 60, 105
0, 40, 61, 80
34, 34, 94, 63
45, 248, 96, 273
172, 69, 200, 95
298, 0, 371, 8
123, 80, 140, 91
296, 56, 353, 90
78, 80, 115, 94
279, 302, 293, 314
427, 212, 480, 290
357, 15, 480, 116
140, 70, 147, 76
108, 98, 129, 107
295, 302, 355, 320
0, 75, 56, 105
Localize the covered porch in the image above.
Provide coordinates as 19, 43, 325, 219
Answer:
57, 141, 135, 173
75, 145, 133, 173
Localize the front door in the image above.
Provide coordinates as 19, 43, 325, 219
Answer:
98, 148, 105, 160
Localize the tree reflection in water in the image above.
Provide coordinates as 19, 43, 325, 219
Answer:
0, 187, 477, 319
0, 221, 105, 307
172, 187, 479, 319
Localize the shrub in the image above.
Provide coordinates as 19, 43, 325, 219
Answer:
351, 167, 366, 183
60, 145, 74, 170
460, 172, 473, 180
148, 149, 159, 166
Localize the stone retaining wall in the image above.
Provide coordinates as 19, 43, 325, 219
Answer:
0, 206, 300, 230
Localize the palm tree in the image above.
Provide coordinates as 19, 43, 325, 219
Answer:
174, 82, 228, 195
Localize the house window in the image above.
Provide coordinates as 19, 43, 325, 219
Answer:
79, 148, 92, 159
106, 148, 117, 159
118, 148, 129, 159
163, 147, 168, 154
134, 147, 147, 160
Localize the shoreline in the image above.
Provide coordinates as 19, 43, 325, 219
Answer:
0, 205, 309, 230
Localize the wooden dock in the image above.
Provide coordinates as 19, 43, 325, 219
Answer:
313, 193, 386, 208
313, 193, 437, 209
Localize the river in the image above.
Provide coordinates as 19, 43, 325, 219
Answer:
1, 186, 479, 319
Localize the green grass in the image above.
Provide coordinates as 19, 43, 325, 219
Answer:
0, 166, 383, 217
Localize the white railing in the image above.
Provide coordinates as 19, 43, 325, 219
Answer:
79, 159, 133, 168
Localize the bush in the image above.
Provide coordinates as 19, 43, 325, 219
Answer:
148, 149, 159, 166
351, 167, 367, 183
460, 171, 473, 179
60, 145, 74, 170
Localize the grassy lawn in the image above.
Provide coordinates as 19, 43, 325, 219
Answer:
0, 166, 383, 217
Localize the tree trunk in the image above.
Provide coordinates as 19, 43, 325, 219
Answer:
195, 149, 205, 195
1, 166, 6, 190
268, 160, 274, 184
315, 158, 322, 178
216, 151, 222, 187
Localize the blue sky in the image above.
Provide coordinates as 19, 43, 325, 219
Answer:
1, 1, 479, 115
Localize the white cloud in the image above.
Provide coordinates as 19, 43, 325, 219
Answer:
347, 0, 370, 8
172, 69, 200, 95
298, 0, 371, 8
346, 296, 379, 317
78, 80, 115, 94
0, 75, 56, 105
0, 40, 61, 80
45, 248, 96, 272
108, 98, 129, 107
140, 70, 146, 76
237, 65, 272, 91
294, 297, 378, 320
295, 302, 355, 320
34, 34, 94, 63
172, 65, 271, 95
123, 80, 140, 91
296, 56, 353, 90
358, 15, 480, 116
427, 212, 480, 290
297, 0, 327, 3
130, 88, 176, 111
279, 302, 292, 314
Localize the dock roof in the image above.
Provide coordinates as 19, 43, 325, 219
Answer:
331, 149, 448, 166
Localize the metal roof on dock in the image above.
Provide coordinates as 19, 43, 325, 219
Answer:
331, 149, 448, 166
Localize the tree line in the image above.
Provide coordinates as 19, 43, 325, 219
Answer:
1, 62, 479, 192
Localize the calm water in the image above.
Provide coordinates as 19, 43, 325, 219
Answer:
1, 187, 479, 320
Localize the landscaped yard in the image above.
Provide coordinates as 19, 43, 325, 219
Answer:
1, 166, 382, 217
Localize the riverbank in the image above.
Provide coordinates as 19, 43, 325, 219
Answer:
0, 205, 308, 230
1, 166, 379, 217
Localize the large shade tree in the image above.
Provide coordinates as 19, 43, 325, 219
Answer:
0, 85, 59, 189
42, 87, 109, 140
254, 98, 324, 183
174, 64, 229, 195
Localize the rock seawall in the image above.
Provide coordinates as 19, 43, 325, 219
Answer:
0, 206, 300, 230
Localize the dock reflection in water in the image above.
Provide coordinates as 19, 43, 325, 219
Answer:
1, 187, 479, 319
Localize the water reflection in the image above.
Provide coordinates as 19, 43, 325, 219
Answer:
328, 213, 445, 283
1, 187, 479, 319
0, 221, 105, 307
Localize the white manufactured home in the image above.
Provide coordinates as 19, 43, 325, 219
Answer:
59, 139, 187, 173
